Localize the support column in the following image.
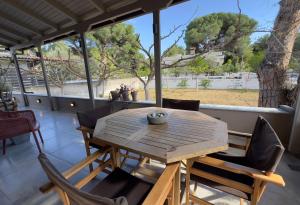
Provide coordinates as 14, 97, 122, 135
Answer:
79, 33, 95, 109
153, 10, 162, 107
11, 50, 28, 106
37, 45, 54, 110
289, 89, 300, 155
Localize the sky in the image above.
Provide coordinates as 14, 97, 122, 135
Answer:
126, 0, 280, 52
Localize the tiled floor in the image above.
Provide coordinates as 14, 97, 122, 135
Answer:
0, 108, 299, 205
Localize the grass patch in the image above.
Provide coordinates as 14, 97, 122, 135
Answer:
137, 88, 259, 107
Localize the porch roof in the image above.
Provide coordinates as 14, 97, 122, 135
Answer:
0, 0, 186, 51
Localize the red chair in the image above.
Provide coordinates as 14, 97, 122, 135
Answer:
0, 110, 44, 154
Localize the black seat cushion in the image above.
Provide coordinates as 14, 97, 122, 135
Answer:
191, 161, 253, 200
191, 116, 285, 200
90, 168, 153, 205
77, 104, 113, 129
245, 116, 285, 172
162, 98, 200, 111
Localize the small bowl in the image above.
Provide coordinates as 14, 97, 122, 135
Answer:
147, 111, 168, 125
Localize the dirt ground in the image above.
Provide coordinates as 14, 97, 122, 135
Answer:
137, 88, 259, 107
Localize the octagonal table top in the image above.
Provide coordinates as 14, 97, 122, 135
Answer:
93, 107, 228, 164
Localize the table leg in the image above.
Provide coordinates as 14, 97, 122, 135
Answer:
186, 159, 192, 205
112, 147, 121, 168
174, 165, 181, 205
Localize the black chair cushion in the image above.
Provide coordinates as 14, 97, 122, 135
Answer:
89, 168, 153, 205
245, 116, 285, 172
162, 98, 200, 111
77, 104, 113, 129
191, 161, 254, 200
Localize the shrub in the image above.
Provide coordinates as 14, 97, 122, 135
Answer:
177, 79, 188, 88
199, 79, 211, 89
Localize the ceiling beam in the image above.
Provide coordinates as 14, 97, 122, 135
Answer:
87, 0, 106, 13
2, 0, 59, 31
0, 12, 43, 36
11, 0, 187, 50
0, 24, 31, 41
0, 33, 20, 45
42, 0, 79, 23
0, 40, 11, 48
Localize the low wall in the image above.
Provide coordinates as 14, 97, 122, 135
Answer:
13, 93, 294, 149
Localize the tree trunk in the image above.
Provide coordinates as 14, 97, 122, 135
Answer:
258, 0, 300, 107
144, 83, 150, 101
95, 79, 106, 98
60, 86, 64, 96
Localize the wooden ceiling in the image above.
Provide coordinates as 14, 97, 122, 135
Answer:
0, 0, 187, 50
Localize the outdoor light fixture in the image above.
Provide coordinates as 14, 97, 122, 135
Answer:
70, 102, 76, 107
36, 99, 41, 104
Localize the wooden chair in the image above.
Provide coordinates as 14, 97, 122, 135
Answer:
77, 105, 142, 172
38, 150, 181, 205
162, 98, 200, 168
0, 110, 44, 154
185, 116, 285, 205
162, 98, 200, 111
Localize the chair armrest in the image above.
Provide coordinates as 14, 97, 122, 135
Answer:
252, 173, 285, 186
195, 157, 285, 186
228, 130, 252, 138
77, 126, 94, 134
39, 148, 111, 193
143, 162, 180, 205
63, 149, 109, 179
195, 156, 261, 177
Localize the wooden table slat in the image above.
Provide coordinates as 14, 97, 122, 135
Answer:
93, 107, 228, 163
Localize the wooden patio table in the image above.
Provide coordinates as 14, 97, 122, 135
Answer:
93, 107, 228, 205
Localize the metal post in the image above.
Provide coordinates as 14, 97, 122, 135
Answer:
11, 50, 28, 106
288, 89, 300, 155
37, 45, 54, 110
153, 10, 162, 107
79, 32, 95, 109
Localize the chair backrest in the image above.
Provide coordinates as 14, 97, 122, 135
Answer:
245, 116, 285, 173
77, 104, 113, 129
38, 153, 128, 205
162, 98, 200, 111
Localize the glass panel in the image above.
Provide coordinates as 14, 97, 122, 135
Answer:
0, 52, 21, 94
160, 0, 283, 107
86, 13, 155, 102
42, 36, 89, 98
18, 49, 48, 95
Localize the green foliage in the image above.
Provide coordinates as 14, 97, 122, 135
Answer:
290, 33, 300, 71
252, 35, 269, 52
85, 23, 142, 79
220, 59, 237, 73
199, 79, 211, 89
248, 51, 265, 72
177, 79, 189, 88
164, 45, 185, 57
185, 13, 257, 55
189, 57, 211, 74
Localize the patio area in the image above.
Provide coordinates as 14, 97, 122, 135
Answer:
0, 108, 299, 205
1, 0, 300, 205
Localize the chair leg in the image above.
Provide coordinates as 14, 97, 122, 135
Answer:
87, 147, 94, 173
250, 180, 261, 205
37, 129, 44, 144
2, 139, 6, 155
32, 131, 42, 153
186, 160, 192, 205
120, 150, 129, 168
